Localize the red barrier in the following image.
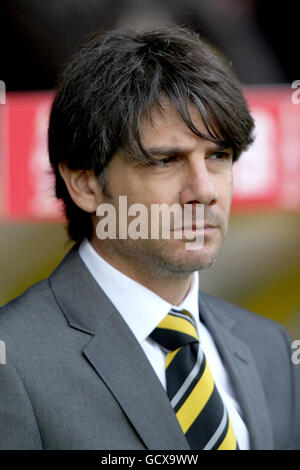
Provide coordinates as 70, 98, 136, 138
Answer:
0, 87, 299, 221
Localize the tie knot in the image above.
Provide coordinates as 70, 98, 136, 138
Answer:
150, 308, 199, 352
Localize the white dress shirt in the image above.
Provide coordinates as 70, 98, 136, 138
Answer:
79, 238, 250, 449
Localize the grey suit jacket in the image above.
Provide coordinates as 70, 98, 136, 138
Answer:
0, 244, 299, 450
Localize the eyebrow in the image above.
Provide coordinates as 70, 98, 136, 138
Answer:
147, 147, 188, 157
147, 143, 232, 156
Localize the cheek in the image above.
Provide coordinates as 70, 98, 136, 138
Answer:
126, 178, 176, 206
216, 174, 233, 208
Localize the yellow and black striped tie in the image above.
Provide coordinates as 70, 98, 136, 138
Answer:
150, 308, 239, 450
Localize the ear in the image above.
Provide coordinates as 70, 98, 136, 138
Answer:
58, 163, 101, 213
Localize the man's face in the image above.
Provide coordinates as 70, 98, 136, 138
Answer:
91, 101, 233, 279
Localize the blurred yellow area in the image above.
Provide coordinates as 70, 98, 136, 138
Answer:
1, 212, 299, 339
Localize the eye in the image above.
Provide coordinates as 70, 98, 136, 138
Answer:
161, 156, 177, 165
209, 151, 232, 162
152, 156, 177, 167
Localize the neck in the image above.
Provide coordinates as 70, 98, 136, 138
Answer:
90, 238, 193, 305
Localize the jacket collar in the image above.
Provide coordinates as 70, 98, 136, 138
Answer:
49, 244, 190, 450
49, 244, 274, 450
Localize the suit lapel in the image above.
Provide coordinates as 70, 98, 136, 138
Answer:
49, 245, 189, 450
82, 312, 190, 450
199, 293, 274, 450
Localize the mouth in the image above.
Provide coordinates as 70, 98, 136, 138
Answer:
172, 224, 218, 231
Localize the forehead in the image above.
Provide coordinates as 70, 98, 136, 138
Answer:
141, 100, 211, 148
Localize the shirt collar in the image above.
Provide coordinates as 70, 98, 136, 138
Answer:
79, 239, 200, 343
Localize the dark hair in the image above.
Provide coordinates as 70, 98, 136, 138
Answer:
48, 24, 255, 242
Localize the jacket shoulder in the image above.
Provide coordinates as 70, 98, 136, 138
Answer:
0, 280, 63, 341
198, 290, 292, 352
0, 244, 78, 332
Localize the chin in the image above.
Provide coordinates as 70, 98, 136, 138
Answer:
151, 244, 221, 276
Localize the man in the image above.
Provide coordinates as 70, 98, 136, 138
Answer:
0, 25, 299, 450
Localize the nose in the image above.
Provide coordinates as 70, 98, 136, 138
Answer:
179, 158, 218, 206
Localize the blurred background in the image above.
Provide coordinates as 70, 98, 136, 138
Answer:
0, 0, 300, 339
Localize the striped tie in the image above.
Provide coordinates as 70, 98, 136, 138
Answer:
150, 308, 239, 450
